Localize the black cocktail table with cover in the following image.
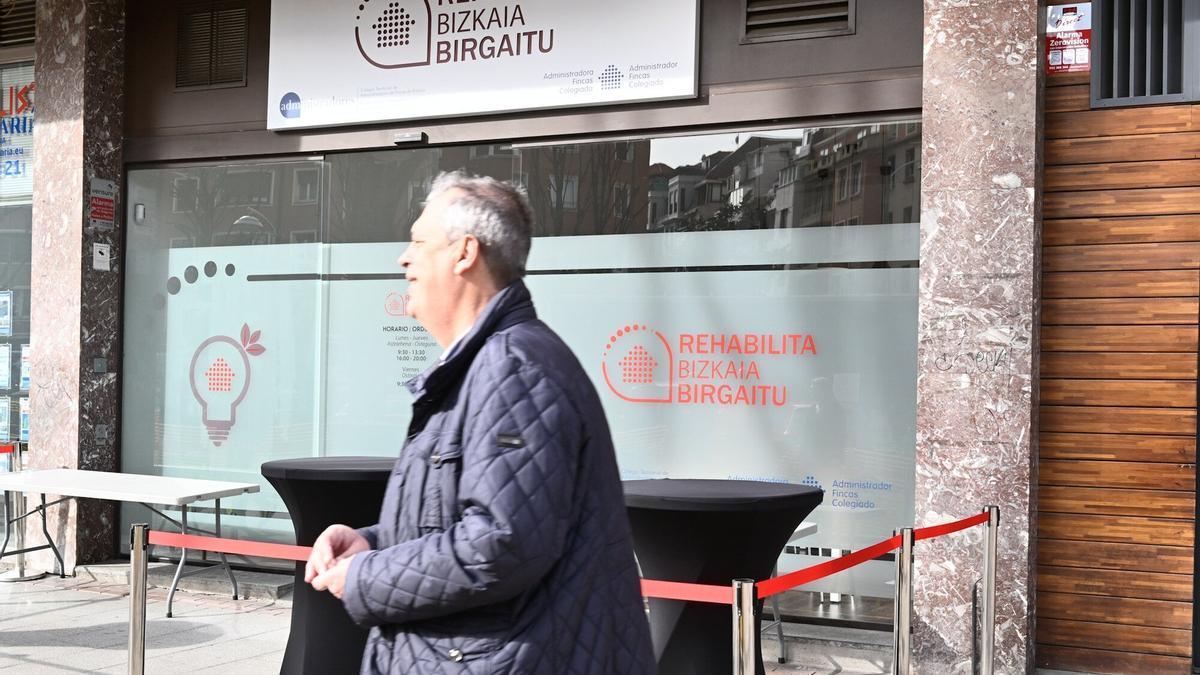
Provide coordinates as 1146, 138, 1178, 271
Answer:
262, 456, 396, 675
624, 479, 824, 675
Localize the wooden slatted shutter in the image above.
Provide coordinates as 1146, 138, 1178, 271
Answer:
0, 0, 35, 47
176, 2, 248, 90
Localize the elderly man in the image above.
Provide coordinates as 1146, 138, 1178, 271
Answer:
305, 171, 655, 674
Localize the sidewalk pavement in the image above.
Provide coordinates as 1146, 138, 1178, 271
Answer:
0, 569, 893, 675
762, 623, 891, 674
0, 573, 288, 674
0, 570, 1080, 675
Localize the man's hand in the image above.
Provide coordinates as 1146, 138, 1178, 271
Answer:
311, 555, 355, 599
305, 524, 371, 585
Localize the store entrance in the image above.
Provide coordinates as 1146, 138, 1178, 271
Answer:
120, 122, 923, 631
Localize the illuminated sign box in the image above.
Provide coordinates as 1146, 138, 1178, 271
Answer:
267, 0, 699, 129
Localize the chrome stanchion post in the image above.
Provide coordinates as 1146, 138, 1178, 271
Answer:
128, 524, 149, 675
10, 445, 22, 578
732, 579, 756, 675
980, 506, 999, 675
892, 528, 914, 675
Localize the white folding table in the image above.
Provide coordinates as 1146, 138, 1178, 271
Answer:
0, 468, 259, 617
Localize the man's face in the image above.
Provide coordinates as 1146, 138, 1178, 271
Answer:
397, 189, 464, 327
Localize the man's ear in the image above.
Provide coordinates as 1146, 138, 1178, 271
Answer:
452, 234, 482, 276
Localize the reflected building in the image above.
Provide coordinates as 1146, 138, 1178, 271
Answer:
442, 141, 653, 238
644, 163, 673, 230
646, 126, 922, 233
140, 125, 921, 252
659, 161, 706, 230
775, 124, 924, 228
138, 163, 325, 249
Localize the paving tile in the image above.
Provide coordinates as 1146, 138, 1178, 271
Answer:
0, 644, 128, 674
0, 573, 971, 675
188, 652, 285, 674
0, 575, 288, 673
146, 632, 290, 672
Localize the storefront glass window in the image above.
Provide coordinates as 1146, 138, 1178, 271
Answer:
123, 123, 921, 597
0, 61, 34, 449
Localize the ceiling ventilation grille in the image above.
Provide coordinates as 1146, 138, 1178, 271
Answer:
0, 0, 36, 48
743, 0, 854, 44
176, 3, 248, 90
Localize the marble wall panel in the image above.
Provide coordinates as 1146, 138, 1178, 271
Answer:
917, 373, 1034, 448
920, 188, 1038, 279
918, 190, 1037, 380
77, 0, 125, 566
917, 1, 1040, 672
923, 4, 1040, 191
26, 0, 124, 572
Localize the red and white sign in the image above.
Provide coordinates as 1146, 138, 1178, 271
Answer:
88, 177, 116, 229
1046, 3, 1091, 74
0, 62, 35, 203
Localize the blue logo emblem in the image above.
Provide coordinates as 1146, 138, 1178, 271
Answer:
279, 92, 301, 119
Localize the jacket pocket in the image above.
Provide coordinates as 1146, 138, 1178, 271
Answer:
412, 623, 505, 664
420, 441, 462, 532
398, 431, 437, 538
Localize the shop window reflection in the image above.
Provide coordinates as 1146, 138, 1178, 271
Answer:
292, 168, 320, 206
171, 177, 199, 213
121, 120, 922, 564
0, 207, 30, 446
154, 163, 325, 248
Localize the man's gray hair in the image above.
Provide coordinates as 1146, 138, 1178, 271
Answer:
427, 171, 534, 285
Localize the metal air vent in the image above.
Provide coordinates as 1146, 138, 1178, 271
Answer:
1092, 0, 1200, 107
176, 3, 248, 90
742, 0, 854, 44
0, 0, 36, 47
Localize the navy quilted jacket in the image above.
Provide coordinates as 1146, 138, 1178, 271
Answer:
343, 281, 655, 674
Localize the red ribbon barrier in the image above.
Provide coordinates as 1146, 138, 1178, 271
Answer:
756, 533, 902, 599
148, 530, 313, 563
756, 510, 991, 599
143, 511, 991, 604
914, 511, 989, 541
640, 579, 733, 605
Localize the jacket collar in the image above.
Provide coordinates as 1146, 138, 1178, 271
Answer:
406, 279, 537, 402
